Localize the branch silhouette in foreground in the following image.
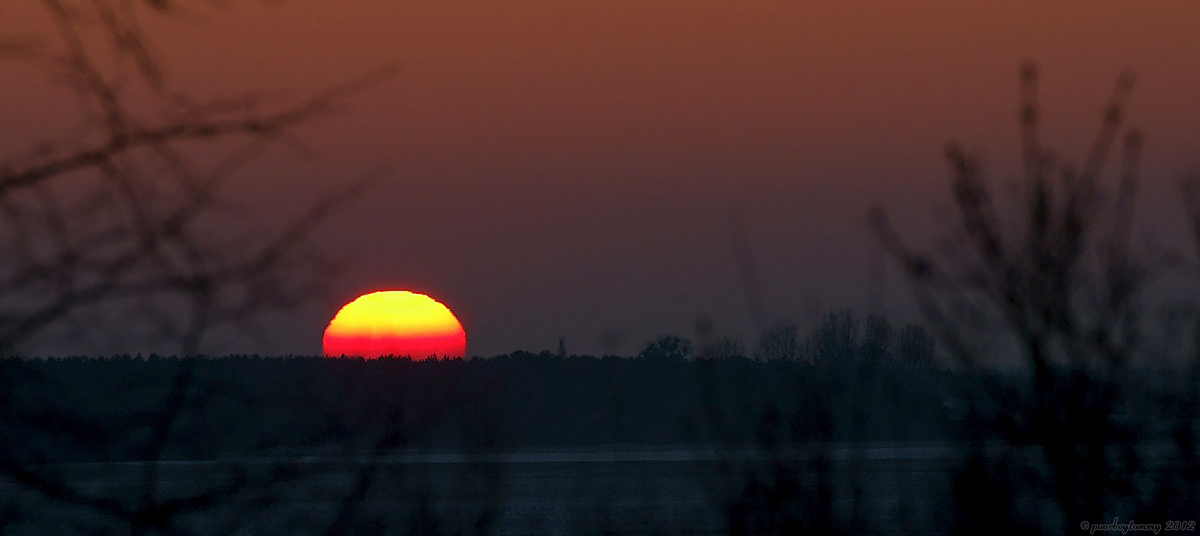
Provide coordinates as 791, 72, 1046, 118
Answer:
872, 63, 1199, 534
0, 3, 431, 535
0, 0, 396, 357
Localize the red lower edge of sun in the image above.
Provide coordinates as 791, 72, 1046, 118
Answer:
323, 332, 467, 360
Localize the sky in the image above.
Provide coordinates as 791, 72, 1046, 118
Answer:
4, 1, 1200, 357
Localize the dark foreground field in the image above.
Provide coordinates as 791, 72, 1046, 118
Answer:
2, 444, 964, 535
2, 345, 1198, 535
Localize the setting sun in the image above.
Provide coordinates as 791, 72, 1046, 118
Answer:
323, 291, 466, 359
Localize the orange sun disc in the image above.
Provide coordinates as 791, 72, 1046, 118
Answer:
323, 290, 466, 359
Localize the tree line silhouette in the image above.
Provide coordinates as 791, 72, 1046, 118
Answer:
1, 310, 942, 457
3, 307, 1196, 533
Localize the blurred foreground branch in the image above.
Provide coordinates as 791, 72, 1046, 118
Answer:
0, 0, 397, 356
0, 2, 413, 535
872, 63, 1199, 533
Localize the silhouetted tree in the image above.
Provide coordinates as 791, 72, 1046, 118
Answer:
893, 324, 935, 371
637, 335, 693, 361
858, 315, 893, 369
807, 310, 859, 367
753, 324, 799, 362
0, 2, 421, 535
873, 63, 1199, 532
0, 1, 394, 357
699, 336, 746, 360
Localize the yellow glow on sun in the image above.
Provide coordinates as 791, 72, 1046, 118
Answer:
323, 290, 466, 359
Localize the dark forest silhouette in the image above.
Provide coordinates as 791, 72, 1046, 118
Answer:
2, 310, 950, 534
3, 311, 943, 451
2, 306, 1197, 533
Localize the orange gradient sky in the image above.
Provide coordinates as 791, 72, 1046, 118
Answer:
4, 2, 1200, 356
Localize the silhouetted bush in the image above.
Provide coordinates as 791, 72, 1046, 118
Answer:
873, 64, 1200, 533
